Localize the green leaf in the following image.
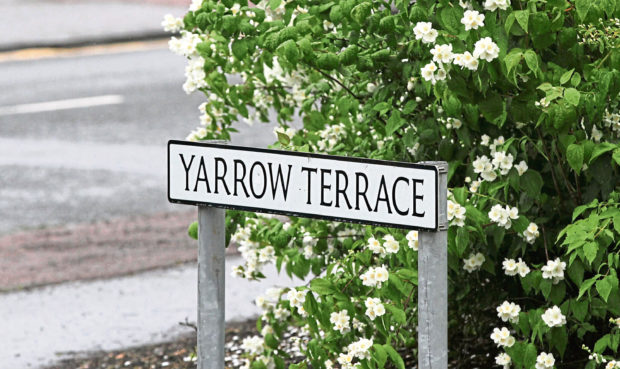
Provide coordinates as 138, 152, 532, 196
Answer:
231, 39, 248, 60
540, 279, 553, 299
385, 304, 407, 325
524, 49, 539, 75
594, 334, 610, 353
265, 333, 279, 349
566, 144, 584, 173
372, 344, 388, 368
514, 10, 529, 32
310, 278, 336, 295
596, 277, 613, 302
440, 6, 463, 34
589, 142, 618, 164
316, 53, 339, 70
504, 49, 523, 74
520, 170, 543, 198
351, 2, 372, 24
560, 69, 574, 85
455, 227, 469, 257
277, 131, 291, 146
524, 343, 538, 368
575, 0, 592, 21
578, 275, 600, 300
277, 39, 299, 64
383, 344, 405, 369
188, 221, 198, 240
567, 260, 584, 285
584, 241, 598, 264
551, 327, 568, 357
386, 111, 405, 137
571, 298, 589, 321
564, 88, 580, 106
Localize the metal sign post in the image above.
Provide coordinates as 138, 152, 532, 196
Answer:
167, 141, 448, 369
418, 162, 448, 369
197, 205, 225, 369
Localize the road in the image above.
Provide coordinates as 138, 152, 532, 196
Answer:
0, 43, 277, 235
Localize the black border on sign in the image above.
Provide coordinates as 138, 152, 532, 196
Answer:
167, 140, 439, 231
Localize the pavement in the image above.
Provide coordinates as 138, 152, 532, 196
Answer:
0, 1, 300, 368
1, 257, 308, 369
0, 0, 189, 51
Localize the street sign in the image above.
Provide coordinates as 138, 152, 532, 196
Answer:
167, 139, 448, 369
168, 140, 439, 230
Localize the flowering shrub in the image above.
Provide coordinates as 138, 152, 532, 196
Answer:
165, 0, 620, 368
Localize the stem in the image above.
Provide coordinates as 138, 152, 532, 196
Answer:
452, 187, 511, 207
596, 50, 612, 69
311, 67, 360, 100
541, 225, 550, 261
536, 128, 569, 204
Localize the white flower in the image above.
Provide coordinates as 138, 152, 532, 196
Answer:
231, 3, 241, 15
463, 252, 485, 273
541, 258, 566, 284
495, 353, 512, 369
361, 266, 389, 288
421, 62, 445, 85
169, 31, 202, 57
461, 10, 485, 31
469, 179, 481, 193
367, 237, 386, 256
383, 235, 400, 254
241, 335, 265, 355
453, 51, 479, 71
502, 258, 518, 276
484, 0, 510, 11
474, 37, 500, 62
162, 14, 184, 33
414, 22, 438, 44
323, 20, 335, 31
481, 134, 491, 146
535, 352, 555, 369
447, 200, 466, 227
490, 327, 516, 347
523, 222, 540, 244
515, 160, 528, 176
348, 338, 373, 360
406, 230, 419, 250
542, 306, 566, 328
473, 155, 491, 173
189, 0, 203, 11
592, 125, 603, 142
365, 297, 385, 320
430, 44, 454, 64
488, 204, 518, 229
517, 258, 530, 277
286, 289, 307, 308
330, 310, 351, 334
273, 126, 296, 140
497, 301, 521, 323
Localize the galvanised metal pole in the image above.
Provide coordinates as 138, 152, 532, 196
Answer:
197, 205, 226, 369
418, 161, 448, 369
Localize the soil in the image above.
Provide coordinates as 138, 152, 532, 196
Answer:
45, 319, 257, 369
0, 211, 237, 292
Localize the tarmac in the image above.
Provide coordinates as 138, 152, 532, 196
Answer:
1, 257, 307, 369
0, 0, 187, 51
0, 1, 303, 368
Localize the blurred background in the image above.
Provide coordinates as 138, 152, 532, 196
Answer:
0, 0, 289, 368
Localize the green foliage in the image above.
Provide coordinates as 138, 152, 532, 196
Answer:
173, 0, 620, 367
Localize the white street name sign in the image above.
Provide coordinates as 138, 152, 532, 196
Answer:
168, 140, 439, 230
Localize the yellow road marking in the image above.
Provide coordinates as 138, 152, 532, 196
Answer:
0, 39, 170, 63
